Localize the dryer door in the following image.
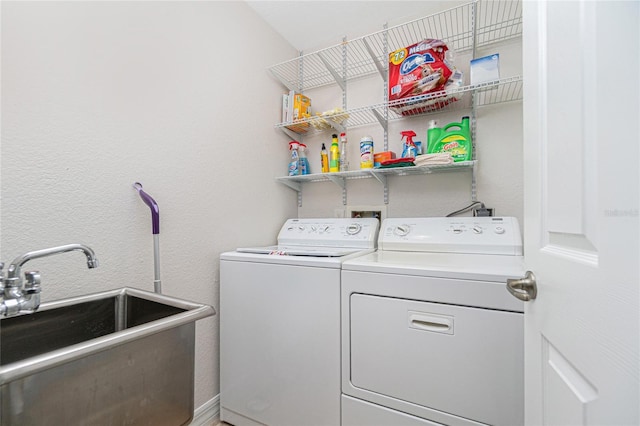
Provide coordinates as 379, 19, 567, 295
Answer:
348, 293, 523, 426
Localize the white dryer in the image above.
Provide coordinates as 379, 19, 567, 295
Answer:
220, 218, 379, 426
341, 217, 525, 426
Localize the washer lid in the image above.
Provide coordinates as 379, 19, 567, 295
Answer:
236, 245, 363, 257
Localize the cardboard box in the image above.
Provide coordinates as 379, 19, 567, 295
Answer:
374, 151, 396, 168
470, 54, 500, 85
285, 91, 311, 133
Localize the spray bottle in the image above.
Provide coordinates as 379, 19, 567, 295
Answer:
329, 134, 340, 172
288, 141, 300, 176
320, 143, 329, 173
400, 130, 418, 158
299, 143, 310, 175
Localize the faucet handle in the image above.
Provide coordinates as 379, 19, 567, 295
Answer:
24, 271, 41, 294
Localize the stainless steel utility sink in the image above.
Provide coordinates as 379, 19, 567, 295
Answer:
0, 287, 215, 426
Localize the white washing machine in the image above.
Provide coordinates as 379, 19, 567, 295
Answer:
220, 218, 380, 426
341, 217, 525, 426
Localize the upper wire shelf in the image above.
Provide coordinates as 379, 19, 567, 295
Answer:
268, 0, 522, 92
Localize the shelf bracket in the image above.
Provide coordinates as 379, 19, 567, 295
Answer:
371, 108, 388, 133
280, 127, 303, 141
369, 171, 389, 204
278, 179, 302, 193
326, 175, 347, 205
362, 37, 386, 80
277, 179, 303, 207
317, 52, 346, 91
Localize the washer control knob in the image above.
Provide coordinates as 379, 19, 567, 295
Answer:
473, 226, 483, 234
298, 225, 305, 232
346, 223, 362, 235
394, 225, 410, 236
494, 226, 505, 234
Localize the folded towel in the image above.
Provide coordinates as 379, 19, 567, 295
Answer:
378, 157, 415, 168
414, 153, 454, 166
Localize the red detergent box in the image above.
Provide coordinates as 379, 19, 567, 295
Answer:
388, 39, 454, 115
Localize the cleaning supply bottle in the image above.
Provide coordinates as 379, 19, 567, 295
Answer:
400, 130, 418, 158
360, 136, 374, 169
329, 134, 340, 172
339, 132, 349, 172
427, 116, 472, 162
288, 141, 300, 176
299, 143, 310, 175
320, 143, 329, 173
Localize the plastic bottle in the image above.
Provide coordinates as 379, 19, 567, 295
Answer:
400, 130, 418, 158
288, 141, 300, 176
329, 134, 340, 172
426, 120, 439, 153
427, 116, 472, 162
360, 136, 374, 169
299, 143, 310, 175
339, 132, 349, 172
320, 143, 329, 173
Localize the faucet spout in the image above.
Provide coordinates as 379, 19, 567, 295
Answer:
1, 244, 99, 317
6, 243, 99, 280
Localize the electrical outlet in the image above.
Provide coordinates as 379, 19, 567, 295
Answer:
473, 207, 494, 217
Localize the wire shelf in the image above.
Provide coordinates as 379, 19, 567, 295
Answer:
276, 161, 476, 186
268, 0, 522, 91
276, 76, 523, 136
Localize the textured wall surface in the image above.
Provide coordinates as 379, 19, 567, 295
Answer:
1, 1, 297, 408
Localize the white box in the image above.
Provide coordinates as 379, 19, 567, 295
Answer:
470, 54, 500, 85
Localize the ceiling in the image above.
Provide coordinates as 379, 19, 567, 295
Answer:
246, 0, 467, 52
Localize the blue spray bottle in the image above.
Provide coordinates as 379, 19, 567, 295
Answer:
400, 130, 418, 158
288, 141, 300, 176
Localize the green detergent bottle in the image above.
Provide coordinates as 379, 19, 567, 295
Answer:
426, 116, 472, 162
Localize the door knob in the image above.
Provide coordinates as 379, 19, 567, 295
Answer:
506, 271, 537, 301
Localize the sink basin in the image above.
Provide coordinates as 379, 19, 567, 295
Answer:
0, 287, 215, 426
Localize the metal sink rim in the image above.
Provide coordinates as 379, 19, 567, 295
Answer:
0, 286, 214, 384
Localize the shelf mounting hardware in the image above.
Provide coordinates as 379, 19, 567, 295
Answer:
370, 171, 389, 204
326, 175, 347, 205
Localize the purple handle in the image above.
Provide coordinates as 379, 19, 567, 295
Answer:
133, 182, 160, 235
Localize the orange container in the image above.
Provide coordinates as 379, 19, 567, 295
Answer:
374, 151, 396, 167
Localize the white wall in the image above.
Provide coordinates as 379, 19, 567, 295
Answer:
1, 1, 297, 408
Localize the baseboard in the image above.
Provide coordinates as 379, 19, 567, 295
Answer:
190, 394, 220, 426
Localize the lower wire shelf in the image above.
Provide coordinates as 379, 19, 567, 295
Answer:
276, 161, 476, 206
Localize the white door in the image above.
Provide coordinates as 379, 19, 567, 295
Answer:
521, 1, 639, 425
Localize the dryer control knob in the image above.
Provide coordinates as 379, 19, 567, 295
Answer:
394, 225, 410, 236
473, 226, 483, 234
494, 226, 505, 234
346, 223, 362, 235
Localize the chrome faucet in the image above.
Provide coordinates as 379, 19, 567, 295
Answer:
1, 244, 99, 317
